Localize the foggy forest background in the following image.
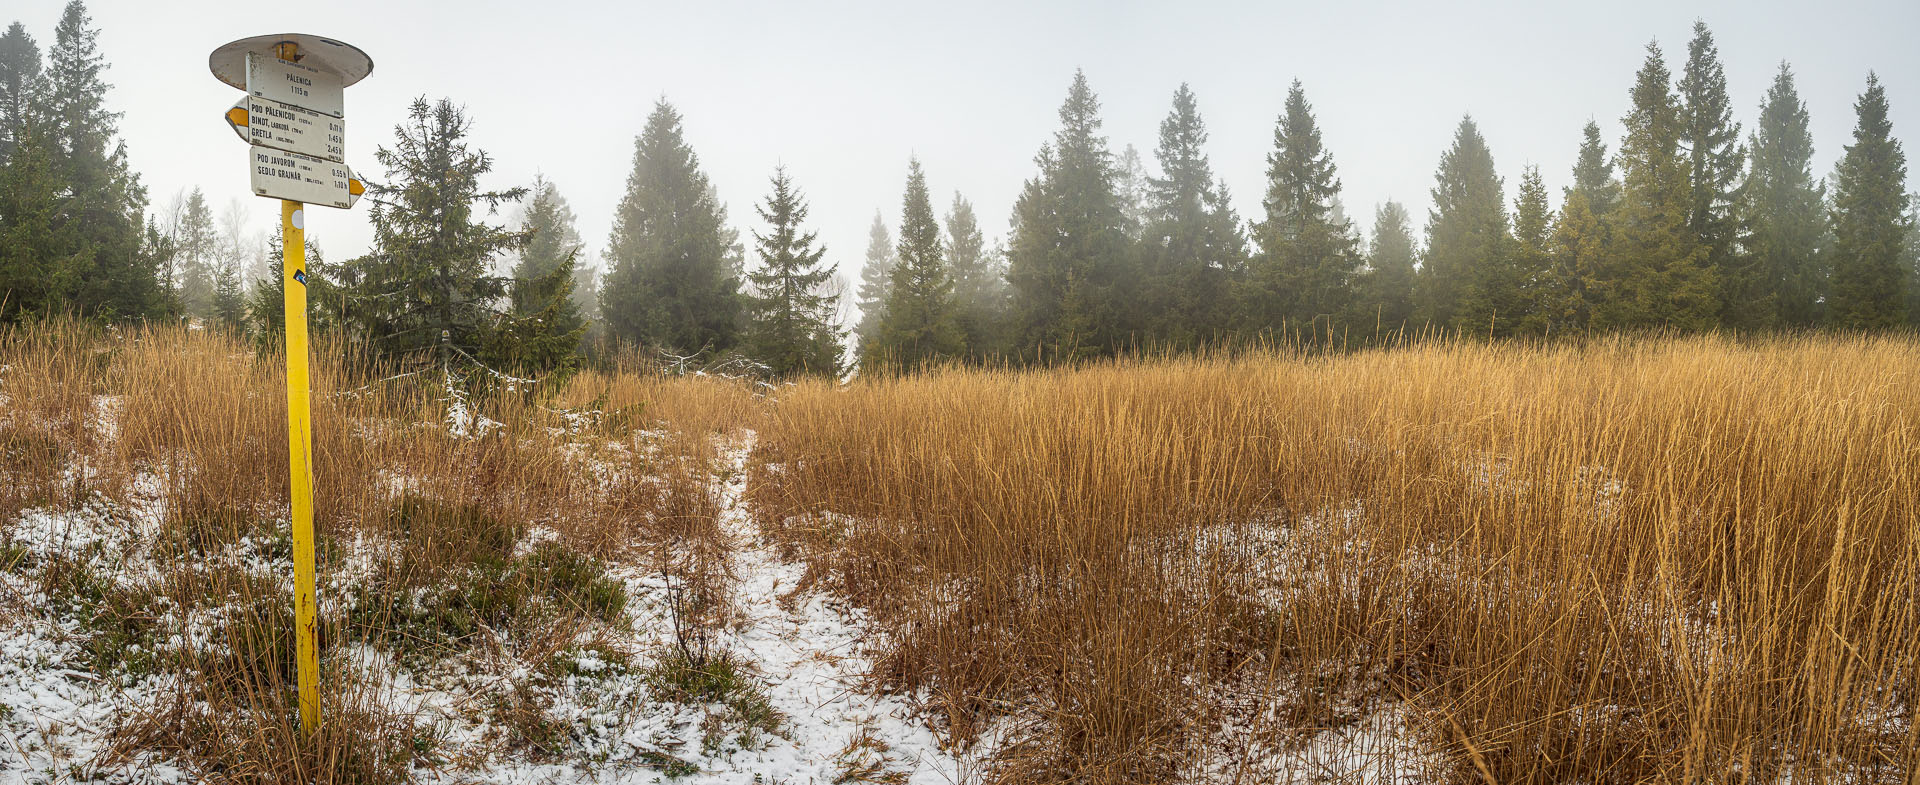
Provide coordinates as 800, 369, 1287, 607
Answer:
0, 2, 1914, 381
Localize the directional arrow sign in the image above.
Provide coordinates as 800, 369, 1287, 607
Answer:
225, 96, 345, 162
246, 51, 344, 117
250, 147, 364, 209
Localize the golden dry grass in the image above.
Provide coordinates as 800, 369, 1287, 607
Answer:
0, 322, 761, 783
748, 334, 1920, 783
5, 322, 1917, 783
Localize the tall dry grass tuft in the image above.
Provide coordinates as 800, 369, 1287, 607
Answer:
0, 320, 760, 781
0, 320, 109, 520
749, 334, 1920, 783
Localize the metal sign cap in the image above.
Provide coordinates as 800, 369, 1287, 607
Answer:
209, 34, 373, 89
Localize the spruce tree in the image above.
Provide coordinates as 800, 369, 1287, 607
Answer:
1678, 20, 1746, 322
1114, 143, 1150, 238
247, 234, 330, 349
0, 122, 75, 322
487, 174, 586, 375
485, 257, 584, 377
1360, 200, 1417, 337
1547, 122, 1621, 334
743, 167, 841, 378
1547, 191, 1604, 334
0, 21, 40, 163
175, 187, 218, 317
348, 97, 529, 364
1570, 120, 1623, 219
210, 261, 245, 333
945, 192, 1004, 359
1142, 83, 1244, 349
1511, 165, 1555, 335
1906, 198, 1920, 327
1734, 63, 1826, 329
44, 1, 157, 320
867, 158, 961, 372
1247, 80, 1359, 336
854, 211, 893, 354
1600, 43, 1716, 331
1420, 115, 1514, 334
601, 100, 742, 358
1827, 73, 1911, 329
507, 175, 589, 334
511, 176, 583, 299
1006, 71, 1134, 358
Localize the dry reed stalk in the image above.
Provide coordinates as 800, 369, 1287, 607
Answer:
749, 334, 1920, 784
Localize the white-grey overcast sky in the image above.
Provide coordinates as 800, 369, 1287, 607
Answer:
12, 0, 1920, 292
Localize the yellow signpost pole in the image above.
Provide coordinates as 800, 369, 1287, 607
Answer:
276, 38, 321, 737
214, 32, 370, 739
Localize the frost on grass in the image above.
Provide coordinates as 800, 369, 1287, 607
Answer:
0, 497, 188, 785
1, 388, 970, 784
407, 431, 962, 784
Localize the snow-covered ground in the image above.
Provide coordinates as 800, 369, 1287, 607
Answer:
0, 427, 967, 785
393, 431, 967, 784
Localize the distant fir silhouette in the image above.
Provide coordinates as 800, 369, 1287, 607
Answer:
175, 187, 217, 317
492, 174, 586, 377
1548, 122, 1621, 333
745, 167, 841, 378
209, 259, 244, 333
1600, 43, 1716, 331
1827, 73, 1910, 329
1248, 80, 1358, 336
1422, 115, 1514, 335
1114, 143, 1150, 238
854, 211, 893, 356
0, 20, 40, 163
602, 99, 742, 359
1361, 201, 1416, 336
944, 193, 1005, 360
1511, 166, 1555, 335
1678, 21, 1746, 320
866, 158, 961, 373
1007, 71, 1134, 359
1142, 83, 1243, 349
1571, 120, 1623, 218
1734, 63, 1826, 328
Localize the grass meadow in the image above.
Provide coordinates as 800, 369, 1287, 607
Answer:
1, 322, 1915, 783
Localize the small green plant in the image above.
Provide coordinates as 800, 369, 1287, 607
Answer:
487, 684, 569, 758
638, 750, 699, 779
387, 495, 525, 576
348, 556, 528, 660
0, 541, 31, 573
830, 727, 908, 784
160, 507, 263, 555
352, 507, 628, 663
646, 649, 784, 745
525, 542, 628, 622
37, 555, 163, 676
551, 644, 631, 680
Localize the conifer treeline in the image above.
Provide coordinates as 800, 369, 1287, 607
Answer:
0, 9, 1914, 381
607, 21, 1915, 376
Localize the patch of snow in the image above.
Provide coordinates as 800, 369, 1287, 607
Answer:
0, 607, 187, 784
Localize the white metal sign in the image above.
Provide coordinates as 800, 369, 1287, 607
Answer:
246, 52, 344, 118
250, 147, 358, 208
226, 96, 345, 162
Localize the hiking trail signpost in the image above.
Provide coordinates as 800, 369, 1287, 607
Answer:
209, 33, 373, 737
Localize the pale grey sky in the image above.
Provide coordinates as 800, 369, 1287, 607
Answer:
13, 0, 1920, 294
